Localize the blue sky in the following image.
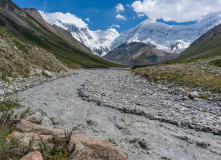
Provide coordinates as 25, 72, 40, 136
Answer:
11, 0, 221, 33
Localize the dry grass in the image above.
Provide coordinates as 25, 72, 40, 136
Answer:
133, 58, 221, 93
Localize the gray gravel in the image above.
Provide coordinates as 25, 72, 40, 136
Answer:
16, 69, 221, 160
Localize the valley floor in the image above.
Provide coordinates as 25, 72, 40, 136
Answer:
16, 69, 221, 160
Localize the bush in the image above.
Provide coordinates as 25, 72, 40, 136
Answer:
210, 59, 221, 67
38, 131, 78, 160
0, 111, 34, 160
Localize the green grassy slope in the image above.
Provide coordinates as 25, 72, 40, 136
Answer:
0, 1, 127, 69
175, 23, 221, 61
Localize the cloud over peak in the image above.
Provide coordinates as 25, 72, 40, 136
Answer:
39, 11, 88, 28
131, 0, 221, 22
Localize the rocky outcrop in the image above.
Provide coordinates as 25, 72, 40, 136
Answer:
8, 119, 127, 160
20, 151, 43, 160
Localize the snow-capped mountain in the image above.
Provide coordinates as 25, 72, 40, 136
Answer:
40, 11, 221, 56
39, 11, 119, 56
52, 20, 119, 56
112, 11, 221, 53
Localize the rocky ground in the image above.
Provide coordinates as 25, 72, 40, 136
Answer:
0, 69, 74, 102
79, 70, 221, 135
15, 69, 221, 160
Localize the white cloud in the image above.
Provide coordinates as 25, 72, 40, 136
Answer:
85, 18, 90, 22
39, 11, 88, 28
131, 0, 221, 22
111, 24, 120, 28
116, 4, 125, 12
116, 14, 127, 21
126, 4, 131, 8
138, 13, 145, 18
44, 1, 47, 4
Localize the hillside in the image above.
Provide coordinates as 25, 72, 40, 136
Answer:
104, 42, 174, 66
0, 0, 126, 81
175, 23, 221, 60
133, 24, 221, 96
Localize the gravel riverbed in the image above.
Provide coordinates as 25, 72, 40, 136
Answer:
16, 69, 221, 160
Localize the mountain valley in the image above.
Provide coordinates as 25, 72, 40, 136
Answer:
40, 11, 221, 58
0, 0, 221, 160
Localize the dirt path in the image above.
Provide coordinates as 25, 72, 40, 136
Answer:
16, 69, 221, 160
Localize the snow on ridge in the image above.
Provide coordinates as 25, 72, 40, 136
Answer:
39, 11, 88, 28
112, 11, 221, 53
40, 10, 221, 56
39, 11, 120, 56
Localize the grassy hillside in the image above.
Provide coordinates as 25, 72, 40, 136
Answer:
132, 24, 221, 95
0, 0, 127, 74
174, 23, 221, 61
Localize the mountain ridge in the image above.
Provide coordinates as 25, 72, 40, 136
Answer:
40, 11, 221, 57
104, 42, 174, 66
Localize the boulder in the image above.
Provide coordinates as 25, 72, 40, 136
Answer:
20, 151, 43, 160
26, 112, 43, 124
42, 70, 53, 77
8, 131, 127, 160
8, 120, 127, 160
15, 119, 75, 135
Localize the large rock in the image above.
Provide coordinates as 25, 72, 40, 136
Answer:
15, 119, 75, 135
42, 70, 53, 77
20, 151, 43, 160
189, 91, 199, 99
25, 112, 43, 124
8, 131, 127, 160
9, 120, 127, 160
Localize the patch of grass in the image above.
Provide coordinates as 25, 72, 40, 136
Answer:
199, 94, 211, 99
0, 97, 34, 160
0, 111, 34, 160
1, 73, 9, 82
0, 97, 23, 112
38, 132, 78, 159
209, 59, 221, 67
0, 18, 6, 26
134, 62, 221, 93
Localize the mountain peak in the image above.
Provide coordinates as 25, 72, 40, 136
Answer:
40, 11, 221, 56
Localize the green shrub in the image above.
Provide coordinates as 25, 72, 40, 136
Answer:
0, 110, 34, 160
0, 97, 23, 112
38, 131, 78, 160
209, 59, 221, 67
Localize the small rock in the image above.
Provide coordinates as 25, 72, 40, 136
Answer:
0, 89, 4, 96
42, 70, 53, 78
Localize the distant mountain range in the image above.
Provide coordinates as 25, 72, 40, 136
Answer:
104, 42, 174, 66
40, 11, 221, 56
175, 23, 221, 60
